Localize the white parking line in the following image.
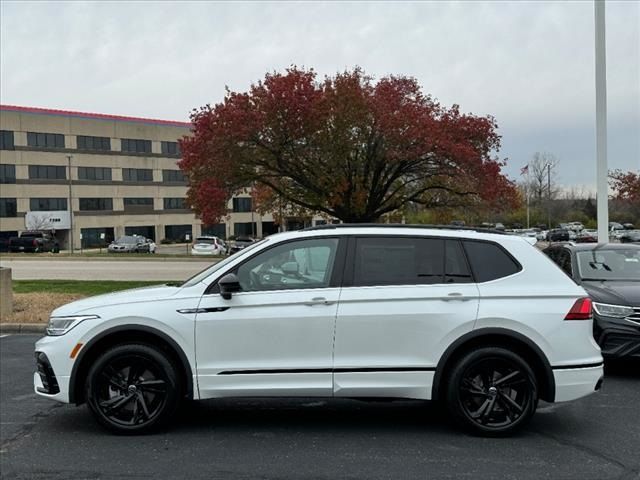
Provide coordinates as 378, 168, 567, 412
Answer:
0, 334, 11, 338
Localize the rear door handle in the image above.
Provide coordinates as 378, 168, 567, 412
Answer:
304, 297, 334, 306
444, 292, 467, 301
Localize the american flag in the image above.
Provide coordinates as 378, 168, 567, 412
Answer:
520, 164, 529, 175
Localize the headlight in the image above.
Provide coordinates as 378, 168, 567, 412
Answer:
592, 302, 634, 319
46, 315, 100, 336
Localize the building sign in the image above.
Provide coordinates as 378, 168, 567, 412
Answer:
25, 211, 71, 231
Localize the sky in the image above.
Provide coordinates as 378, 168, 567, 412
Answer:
1, 0, 638, 192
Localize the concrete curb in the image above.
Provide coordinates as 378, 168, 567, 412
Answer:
0, 255, 215, 263
0, 323, 47, 334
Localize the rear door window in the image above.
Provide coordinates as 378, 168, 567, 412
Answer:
463, 240, 521, 282
445, 240, 473, 283
353, 237, 445, 286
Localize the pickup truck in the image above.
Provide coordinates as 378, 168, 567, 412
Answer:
9, 231, 60, 253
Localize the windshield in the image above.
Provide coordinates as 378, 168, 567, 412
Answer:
577, 248, 640, 281
181, 238, 269, 287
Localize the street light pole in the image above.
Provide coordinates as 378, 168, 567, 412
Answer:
595, 0, 609, 242
67, 155, 74, 254
547, 163, 551, 229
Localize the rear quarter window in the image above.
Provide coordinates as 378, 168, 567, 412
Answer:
463, 240, 522, 282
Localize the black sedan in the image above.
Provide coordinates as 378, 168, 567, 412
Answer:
547, 228, 570, 242
543, 243, 640, 360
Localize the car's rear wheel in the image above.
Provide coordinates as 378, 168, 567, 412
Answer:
86, 344, 181, 434
446, 347, 537, 436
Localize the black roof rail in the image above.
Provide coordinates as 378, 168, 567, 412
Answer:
302, 223, 508, 235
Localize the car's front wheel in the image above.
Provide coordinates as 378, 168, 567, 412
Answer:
86, 343, 181, 434
446, 347, 537, 436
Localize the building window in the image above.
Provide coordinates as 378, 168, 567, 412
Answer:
232, 197, 252, 213
77, 166, 112, 181
121, 138, 152, 153
77, 135, 111, 151
164, 224, 192, 242
30, 198, 68, 211
0, 164, 16, 183
122, 168, 153, 182
124, 225, 155, 240
234, 222, 256, 237
0, 198, 17, 217
161, 141, 180, 156
201, 223, 226, 240
261, 221, 279, 236
27, 132, 65, 149
80, 227, 115, 248
162, 169, 186, 183
0, 130, 15, 150
28, 165, 66, 180
163, 198, 186, 210
79, 198, 113, 211
123, 197, 154, 212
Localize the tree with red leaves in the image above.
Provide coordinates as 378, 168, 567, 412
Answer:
609, 169, 640, 203
179, 67, 519, 225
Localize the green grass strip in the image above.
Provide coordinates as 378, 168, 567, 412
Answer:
12, 280, 176, 296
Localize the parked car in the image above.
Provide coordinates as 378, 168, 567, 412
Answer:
229, 236, 255, 255
619, 230, 640, 244
543, 243, 640, 360
191, 236, 226, 256
547, 228, 570, 242
36, 225, 603, 436
9, 231, 59, 253
576, 229, 598, 243
107, 235, 151, 253
536, 230, 549, 241
567, 222, 584, 232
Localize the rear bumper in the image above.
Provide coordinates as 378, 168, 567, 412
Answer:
552, 364, 604, 402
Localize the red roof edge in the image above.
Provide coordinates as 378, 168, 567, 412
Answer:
0, 104, 192, 128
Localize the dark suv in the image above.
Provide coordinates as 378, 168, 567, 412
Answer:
544, 243, 640, 359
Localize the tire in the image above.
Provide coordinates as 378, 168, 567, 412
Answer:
86, 343, 182, 435
445, 347, 538, 436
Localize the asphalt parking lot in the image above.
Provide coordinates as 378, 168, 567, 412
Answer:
1, 335, 639, 480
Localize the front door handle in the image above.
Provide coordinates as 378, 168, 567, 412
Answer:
304, 297, 334, 306
443, 292, 468, 301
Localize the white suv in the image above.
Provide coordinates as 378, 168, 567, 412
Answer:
34, 226, 603, 436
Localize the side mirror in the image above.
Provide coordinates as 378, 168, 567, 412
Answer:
281, 261, 299, 276
219, 273, 241, 300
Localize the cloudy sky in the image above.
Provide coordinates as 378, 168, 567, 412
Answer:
1, 1, 638, 190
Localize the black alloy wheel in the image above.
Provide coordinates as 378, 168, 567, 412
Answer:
446, 347, 537, 436
86, 344, 181, 434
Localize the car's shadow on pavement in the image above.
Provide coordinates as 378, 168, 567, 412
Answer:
174, 398, 452, 434
603, 359, 640, 378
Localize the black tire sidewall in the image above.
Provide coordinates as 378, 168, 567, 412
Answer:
86, 343, 181, 435
446, 347, 538, 436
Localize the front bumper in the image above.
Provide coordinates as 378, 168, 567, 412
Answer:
594, 314, 640, 359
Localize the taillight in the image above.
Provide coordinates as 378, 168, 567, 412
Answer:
565, 297, 593, 320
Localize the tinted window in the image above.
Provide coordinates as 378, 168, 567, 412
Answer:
78, 166, 112, 181
28, 165, 66, 180
162, 169, 186, 183
123, 168, 153, 182
30, 198, 68, 211
0, 130, 14, 150
353, 237, 445, 286
463, 240, 521, 282
77, 135, 111, 151
121, 138, 152, 153
79, 198, 113, 211
232, 197, 252, 212
236, 238, 338, 292
0, 198, 17, 217
445, 240, 473, 283
0, 164, 16, 183
163, 198, 186, 210
161, 141, 180, 156
123, 198, 154, 211
27, 132, 65, 148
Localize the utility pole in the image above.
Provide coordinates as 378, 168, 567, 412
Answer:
67, 155, 74, 254
595, 0, 609, 243
547, 163, 551, 229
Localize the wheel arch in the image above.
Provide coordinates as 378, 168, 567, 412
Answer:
432, 328, 555, 402
69, 325, 194, 405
